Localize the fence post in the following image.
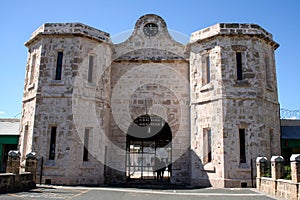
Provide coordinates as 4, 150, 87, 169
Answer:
271, 156, 284, 179
6, 150, 21, 174
256, 157, 267, 189
290, 154, 300, 183
25, 152, 37, 183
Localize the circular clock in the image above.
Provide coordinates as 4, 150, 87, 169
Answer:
143, 23, 158, 37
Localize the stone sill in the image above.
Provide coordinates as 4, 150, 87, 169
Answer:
27, 83, 35, 91
237, 163, 251, 172
200, 83, 214, 93
49, 80, 64, 86
266, 85, 274, 92
85, 82, 96, 89
233, 80, 250, 87
203, 162, 215, 172
43, 160, 59, 169
79, 161, 95, 169
236, 168, 251, 172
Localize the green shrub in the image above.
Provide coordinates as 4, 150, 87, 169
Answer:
263, 167, 271, 178
284, 166, 291, 180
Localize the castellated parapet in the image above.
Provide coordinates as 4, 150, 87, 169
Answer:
19, 14, 280, 188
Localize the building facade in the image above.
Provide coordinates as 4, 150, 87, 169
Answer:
19, 14, 280, 187
281, 119, 300, 161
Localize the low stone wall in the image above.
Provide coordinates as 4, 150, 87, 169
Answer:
0, 173, 35, 193
256, 155, 300, 200
0, 151, 37, 193
276, 179, 298, 200
259, 177, 274, 196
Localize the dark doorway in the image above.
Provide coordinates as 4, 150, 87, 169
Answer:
126, 115, 172, 182
1, 144, 18, 172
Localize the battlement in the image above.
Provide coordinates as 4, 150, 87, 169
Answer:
25, 23, 111, 46
190, 23, 278, 48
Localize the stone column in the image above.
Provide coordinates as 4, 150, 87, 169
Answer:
256, 157, 268, 178
290, 154, 300, 183
271, 156, 284, 179
256, 157, 267, 189
6, 150, 21, 174
25, 152, 37, 183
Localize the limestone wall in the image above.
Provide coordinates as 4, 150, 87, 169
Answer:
107, 60, 190, 183
22, 26, 112, 184
257, 155, 300, 200
220, 35, 280, 187
19, 40, 42, 162
27, 23, 110, 44
189, 23, 280, 187
102, 14, 191, 184
190, 23, 276, 45
0, 173, 35, 193
190, 41, 225, 187
20, 15, 281, 187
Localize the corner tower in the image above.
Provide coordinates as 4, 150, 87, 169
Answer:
20, 23, 112, 184
189, 23, 280, 187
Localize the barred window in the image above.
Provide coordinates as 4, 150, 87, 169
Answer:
49, 126, 57, 160
202, 54, 211, 85
88, 55, 94, 83
236, 52, 243, 80
239, 128, 246, 163
55, 52, 63, 80
203, 128, 212, 163
83, 128, 91, 161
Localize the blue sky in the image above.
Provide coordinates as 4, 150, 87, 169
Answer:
0, 0, 299, 118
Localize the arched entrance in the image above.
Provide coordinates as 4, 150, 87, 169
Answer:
126, 115, 172, 181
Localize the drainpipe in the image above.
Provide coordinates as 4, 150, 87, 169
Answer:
40, 156, 43, 184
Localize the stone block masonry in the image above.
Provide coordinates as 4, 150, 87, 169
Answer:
19, 14, 280, 188
256, 154, 300, 200
0, 151, 36, 193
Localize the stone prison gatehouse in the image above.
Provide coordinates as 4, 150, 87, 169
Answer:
18, 14, 280, 188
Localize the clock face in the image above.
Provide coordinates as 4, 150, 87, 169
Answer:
143, 23, 158, 37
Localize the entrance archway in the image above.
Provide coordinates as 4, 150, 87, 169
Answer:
126, 115, 172, 181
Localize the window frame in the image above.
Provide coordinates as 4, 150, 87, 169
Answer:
29, 54, 36, 85
202, 53, 211, 85
239, 128, 246, 163
87, 55, 94, 83
83, 128, 91, 162
55, 51, 63, 80
236, 52, 243, 81
203, 128, 212, 164
49, 126, 57, 160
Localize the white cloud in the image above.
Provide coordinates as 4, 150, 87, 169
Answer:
0, 111, 5, 115
288, 116, 298, 120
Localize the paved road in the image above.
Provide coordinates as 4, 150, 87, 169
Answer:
0, 185, 277, 200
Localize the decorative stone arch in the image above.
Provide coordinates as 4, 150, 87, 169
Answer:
112, 14, 188, 61
126, 114, 173, 181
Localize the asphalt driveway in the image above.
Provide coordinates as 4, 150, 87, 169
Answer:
0, 185, 277, 200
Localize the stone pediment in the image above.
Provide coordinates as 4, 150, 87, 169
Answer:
113, 14, 187, 60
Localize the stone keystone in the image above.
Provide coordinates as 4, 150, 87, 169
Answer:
290, 154, 300, 162
8, 150, 21, 157
271, 156, 284, 162
256, 157, 267, 163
